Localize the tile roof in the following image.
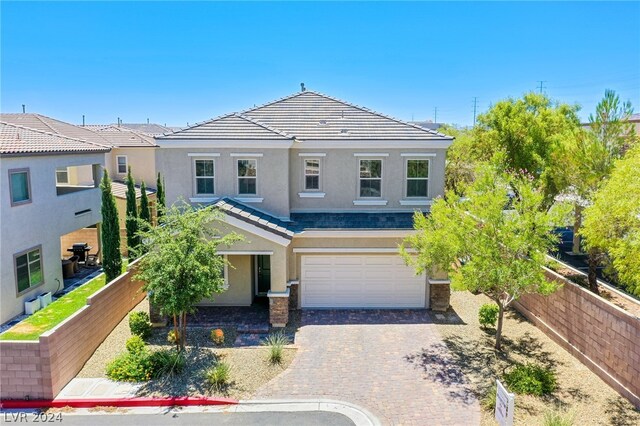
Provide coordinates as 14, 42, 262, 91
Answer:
158, 91, 453, 142
0, 121, 111, 156
289, 212, 419, 232
159, 113, 293, 140
213, 197, 295, 239
111, 180, 156, 199
118, 123, 178, 136
86, 124, 157, 147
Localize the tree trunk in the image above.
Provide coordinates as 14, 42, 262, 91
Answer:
173, 314, 179, 350
181, 312, 187, 350
588, 248, 600, 295
495, 301, 505, 351
572, 203, 583, 254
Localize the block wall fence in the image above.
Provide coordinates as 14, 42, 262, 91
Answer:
513, 268, 640, 408
0, 260, 145, 400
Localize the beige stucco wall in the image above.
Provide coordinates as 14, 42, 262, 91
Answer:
289, 148, 447, 212
156, 147, 290, 218
198, 255, 253, 306
0, 153, 105, 323
106, 148, 157, 189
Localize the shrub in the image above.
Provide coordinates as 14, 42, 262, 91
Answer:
262, 332, 289, 364
481, 384, 497, 412
210, 329, 224, 345
503, 363, 557, 396
478, 303, 499, 328
149, 349, 186, 378
106, 352, 153, 382
129, 311, 152, 339
543, 408, 574, 426
167, 329, 181, 345
126, 336, 147, 355
206, 362, 230, 390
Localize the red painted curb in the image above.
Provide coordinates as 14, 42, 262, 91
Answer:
1, 397, 238, 409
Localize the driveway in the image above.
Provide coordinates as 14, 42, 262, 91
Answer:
254, 310, 481, 426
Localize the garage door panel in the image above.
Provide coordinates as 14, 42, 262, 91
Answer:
301, 255, 425, 309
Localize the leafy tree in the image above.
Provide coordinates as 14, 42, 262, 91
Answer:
582, 144, 640, 296
401, 166, 559, 350
100, 169, 122, 282
156, 173, 166, 219
125, 167, 139, 257
474, 93, 581, 208
135, 202, 243, 349
440, 125, 481, 196
560, 90, 635, 293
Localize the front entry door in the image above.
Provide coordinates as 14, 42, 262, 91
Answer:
256, 255, 271, 296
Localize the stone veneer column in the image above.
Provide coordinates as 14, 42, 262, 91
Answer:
429, 279, 451, 312
268, 289, 290, 327
287, 281, 299, 311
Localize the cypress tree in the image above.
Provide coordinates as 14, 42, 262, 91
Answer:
100, 169, 122, 282
125, 167, 139, 258
139, 181, 151, 225
156, 172, 165, 218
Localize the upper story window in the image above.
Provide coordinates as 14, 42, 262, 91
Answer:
195, 159, 215, 195
56, 167, 69, 184
406, 159, 429, 197
116, 156, 128, 174
359, 159, 382, 198
304, 159, 321, 190
237, 159, 257, 195
9, 168, 31, 206
15, 246, 43, 294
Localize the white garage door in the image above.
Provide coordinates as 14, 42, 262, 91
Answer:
301, 255, 426, 308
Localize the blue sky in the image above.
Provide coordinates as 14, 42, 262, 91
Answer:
2, 2, 639, 127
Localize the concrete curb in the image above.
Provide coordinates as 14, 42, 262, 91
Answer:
0, 396, 237, 409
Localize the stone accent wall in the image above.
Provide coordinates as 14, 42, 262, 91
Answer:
513, 268, 640, 408
288, 283, 299, 311
429, 281, 451, 312
269, 295, 289, 327
0, 260, 145, 400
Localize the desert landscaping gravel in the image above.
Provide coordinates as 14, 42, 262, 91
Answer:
77, 298, 295, 400
432, 291, 640, 426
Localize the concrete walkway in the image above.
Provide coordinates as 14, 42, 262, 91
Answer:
254, 310, 481, 426
57, 378, 143, 399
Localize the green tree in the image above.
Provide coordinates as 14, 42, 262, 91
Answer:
401, 166, 559, 350
440, 125, 483, 196
582, 144, 640, 296
156, 173, 166, 219
125, 167, 139, 257
561, 90, 635, 293
135, 202, 243, 349
139, 181, 151, 225
100, 169, 122, 282
474, 93, 581, 207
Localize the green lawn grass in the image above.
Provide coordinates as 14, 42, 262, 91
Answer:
0, 261, 129, 341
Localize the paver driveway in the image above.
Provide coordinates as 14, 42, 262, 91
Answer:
254, 310, 481, 426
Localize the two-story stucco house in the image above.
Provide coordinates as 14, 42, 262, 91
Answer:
0, 121, 110, 323
156, 90, 453, 327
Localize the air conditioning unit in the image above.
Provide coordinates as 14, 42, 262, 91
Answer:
24, 297, 41, 315
38, 292, 53, 308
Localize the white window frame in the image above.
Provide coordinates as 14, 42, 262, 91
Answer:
14, 245, 44, 296
237, 158, 258, 196
303, 158, 322, 191
194, 158, 216, 196
116, 155, 128, 174
405, 158, 430, 198
358, 158, 383, 199
55, 167, 69, 184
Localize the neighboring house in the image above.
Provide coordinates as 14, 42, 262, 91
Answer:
411, 120, 443, 131
0, 114, 158, 255
156, 90, 454, 327
0, 121, 110, 323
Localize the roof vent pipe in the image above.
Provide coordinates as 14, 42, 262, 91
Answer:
82, 115, 85, 126
300, 82, 306, 92
22, 104, 25, 113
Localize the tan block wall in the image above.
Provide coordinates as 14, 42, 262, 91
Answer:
60, 228, 100, 259
0, 260, 146, 400
513, 269, 640, 408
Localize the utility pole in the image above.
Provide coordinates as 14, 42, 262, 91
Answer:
537, 80, 547, 94
434, 107, 438, 123
472, 97, 478, 126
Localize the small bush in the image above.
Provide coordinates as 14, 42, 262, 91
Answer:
210, 329, 224, 345
543, 408, 574, 426
129, 312, 152, 339
149, 349, 186, 378
478, 303, 499, 328
126, 336, 147, 355
167, 329, 181, 345
262, 332, 289, 364
206, 362, 230, 390
106, 352, 153, 382
481, 384, 497, 412
503, 363, 557, 396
